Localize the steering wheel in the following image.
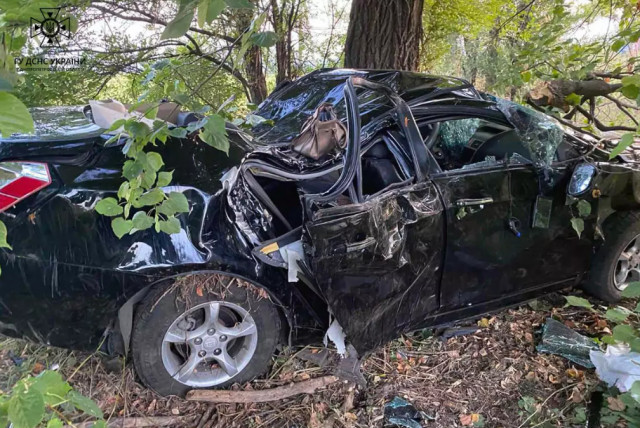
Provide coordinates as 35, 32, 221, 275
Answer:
423, 123, 441, 149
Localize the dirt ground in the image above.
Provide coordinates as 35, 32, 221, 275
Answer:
0, 292, 624, 427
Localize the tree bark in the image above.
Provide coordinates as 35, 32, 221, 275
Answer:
344, 0, 424, 70
527, 79, 623, 110
237, 1, 268, 103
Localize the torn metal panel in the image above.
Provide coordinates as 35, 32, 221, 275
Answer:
305, 181, 444, 354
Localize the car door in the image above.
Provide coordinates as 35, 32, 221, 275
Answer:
305, 180, 445, 354
430, 116, 593, 310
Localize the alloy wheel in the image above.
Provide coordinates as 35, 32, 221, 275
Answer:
161, 301, 258, 387
614, 233, 640, 291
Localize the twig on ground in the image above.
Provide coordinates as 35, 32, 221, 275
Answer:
65, 416, 190, 427
186, 375, 339, 403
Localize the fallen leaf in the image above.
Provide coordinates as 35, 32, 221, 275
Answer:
607, 396, 626, 412
171, 408, 180, 415
32, 362, 45, 374
460, 414, 473, 426
478, 318, 490, 328
196, 285, 204, 297
524, 332, 533, 342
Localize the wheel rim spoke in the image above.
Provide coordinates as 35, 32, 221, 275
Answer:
164, 325, 190, 343
161, 300, 258, 387
212, 347, 238, 377
217, 319, 257, 339
619, 252, 632, 262
173, 353, 200, 383
616, 262, 630, 285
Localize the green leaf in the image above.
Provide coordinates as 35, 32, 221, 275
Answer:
620, 84, 640, 101
136, 189, 165, 207
117, 182, 131, 200
140, 170, 157, 190
565, 93, 582, 106
570, 217, 584, 238
158, 217, 181, 234
161, 3, 196, 40
47, 418, 63, 428
611, 39, 626, 52
622, 282, 640, 298
520, 70, 532, 83
167, 191, 189, 213
0, 220, 11, 250
199, 114, 229, 154
576, 200, 591, 217
224, 0, 253, 8
146, 152, 164, 172
157, 171, 173, 187
168, 127, 188, 138
630, 380, 640, 403
111, 218, 133, 239
609, 133, 635, 159
68, 390, 103, 418
31, 371, 71, 406
131, 212, 155, 231
250, 31, 277, 47
622, 75, 640, 87
198, 0, 225, 26
564, 295, 593, 309
123, 160, 144, 180
124, 121, 151, 139
613, 324, 639, 344
0, 92, 34, 137
107, 119, 126, 132
8, 383, 45, 428
605, 308, 630, 323
95, 198, 123, 217
144, 106, 159, 119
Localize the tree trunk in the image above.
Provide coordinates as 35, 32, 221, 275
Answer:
237, 0, 267, 103
344, 0, 424, 70
244, 46, 267, 103
269, 0, 303, 85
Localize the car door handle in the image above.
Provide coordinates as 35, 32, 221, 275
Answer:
456, 197, 493, 207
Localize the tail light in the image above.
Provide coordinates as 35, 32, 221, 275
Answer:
0, 162, 51, 213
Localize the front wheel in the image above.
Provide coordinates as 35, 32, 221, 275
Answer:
131, 274, 281, 397
584, 211, 640, 302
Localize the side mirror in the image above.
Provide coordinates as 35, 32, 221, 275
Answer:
568, 163, 596, 196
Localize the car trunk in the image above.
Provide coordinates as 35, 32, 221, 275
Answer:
0, 106, 105, 162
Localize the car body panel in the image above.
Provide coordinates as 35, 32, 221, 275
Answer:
0, 70, 639, 360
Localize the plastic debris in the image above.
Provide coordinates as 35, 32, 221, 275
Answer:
536, 318, 599, 368
384, 396, 432, 428
324, 318, 347, 357
590, 344, 640, 392
437, 325, 479, 341
278, 240, 304, 282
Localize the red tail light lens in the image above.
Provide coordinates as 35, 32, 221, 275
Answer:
0, 162, 51, 213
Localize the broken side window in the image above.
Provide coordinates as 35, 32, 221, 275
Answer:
492, 97, 564, 168
429, 117, 531, 171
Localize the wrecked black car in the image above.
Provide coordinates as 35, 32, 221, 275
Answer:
1, 69, 639, 396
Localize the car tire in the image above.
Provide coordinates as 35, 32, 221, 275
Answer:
584, 210, 640, 302
131, 274, 281, 397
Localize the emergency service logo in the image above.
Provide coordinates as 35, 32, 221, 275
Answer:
30, 8, 72, 47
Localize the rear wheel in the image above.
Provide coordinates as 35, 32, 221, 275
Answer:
584, 211, 640, 302
131, 275, 281, 396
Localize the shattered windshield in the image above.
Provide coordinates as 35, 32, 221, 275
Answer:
490, 96, 564, 168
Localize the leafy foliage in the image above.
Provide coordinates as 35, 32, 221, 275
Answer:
565, 286, 640, 424
0, 370, 103, 428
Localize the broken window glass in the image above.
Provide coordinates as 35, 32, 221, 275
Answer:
492, 97, 564, 168
437, 118, 481, 159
